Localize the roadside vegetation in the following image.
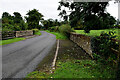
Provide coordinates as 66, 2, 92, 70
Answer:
1, 0, 120, 78
75, 29, 120, 39
32, 29, 42, 36
48, 60, 116, 78
0, 38, 25, 45
44, 24, 72, 39
26, 1, 119, 78
26, 39, 116, 78
1, 28, 41, 46
26, 60, 116, 78
34, 31, 41, 35
45, 30, 67, 39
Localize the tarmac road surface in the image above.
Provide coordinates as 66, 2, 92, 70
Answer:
2, 31, 56, 78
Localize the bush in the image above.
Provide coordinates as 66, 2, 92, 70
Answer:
91, 31, 119, 63
58, 24, 72, 37
118, 25, 120, 29
19, 21, 28, 30
2, 23, 15, 30
14, 25, 21, 31
2, 27, 13, 32
32, 28, 39, 35
48, 26, 59, 32
48, 27, 55, 32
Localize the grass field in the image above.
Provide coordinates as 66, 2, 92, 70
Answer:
45, 30, 67, 39
0, 38, 25, 45
75, 29, 120, 39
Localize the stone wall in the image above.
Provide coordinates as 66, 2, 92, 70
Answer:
70, 32, 93, 58
1, 30, 33, 40
1, 31, 16, 40
0, 32, 1, 40
16, 30, 33, 37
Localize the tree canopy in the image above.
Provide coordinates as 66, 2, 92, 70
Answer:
58, 1, 116, 32
2, 12, 28, 31
41, 19, 60, 30
25, 9, 44, 29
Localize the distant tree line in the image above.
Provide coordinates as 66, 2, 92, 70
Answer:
1, 9, 62, 31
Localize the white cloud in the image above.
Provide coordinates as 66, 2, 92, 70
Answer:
0, 0, 118, 20
0, 0, 61, 20
106, 0, 118, 19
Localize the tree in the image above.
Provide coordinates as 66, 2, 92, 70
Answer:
47, 18, 54, 27
25, 9, 44, 29
2, 12, 11, 19
41, 20, 49, 29
103, 13, 116, 29
13, 12, 23, 24
2, 12, 13, 24
58, 2, 116, 32
54, 19, 61, 26
41, 19, 61, 30
2, 12, 28, 31
2, 12, 15, 31
13, 12, 28, 31
0, 19, 2, 27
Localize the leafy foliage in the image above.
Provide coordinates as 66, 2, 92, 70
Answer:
45, 30, 67, 39
32, 28, 39, 35
58, 24, 73, 37
41, 19, 60, 30
25, 9, 44, 29
58, 2, 116, 32
91, 31, 119, 63
26, 60, 116, 78
48, 26, 58, 32
2, 12, 28, 31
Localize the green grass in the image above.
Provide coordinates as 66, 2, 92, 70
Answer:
45, 30, 67, 39
49, 60, 116, 78
26, 60, 116, 78
0, 30, 41, 46
34, 30, 42, 35
0, 38, 25, 45
75, 29, 120, 39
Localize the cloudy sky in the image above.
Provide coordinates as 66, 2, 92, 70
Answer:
0, 0, 118, 20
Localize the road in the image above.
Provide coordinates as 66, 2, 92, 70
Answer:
2, 31, 56, 78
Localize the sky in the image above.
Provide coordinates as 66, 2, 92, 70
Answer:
0, 0, 118, 20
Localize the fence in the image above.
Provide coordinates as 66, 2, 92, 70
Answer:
0, 30, 33, 40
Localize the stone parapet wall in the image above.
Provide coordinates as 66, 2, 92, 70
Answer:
1, 30, 33, 40
16, 30, 33, 37
0, 32, 1, 40
70, 32, 93, 58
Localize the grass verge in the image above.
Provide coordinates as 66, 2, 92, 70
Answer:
45, 30, 67, 39
26, 59, 116, 78
0, 38, 25, 45
48, 60, 116, 78
34, 30, 42, 35
26, 39, 116, 78
75, 29, 120, 39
